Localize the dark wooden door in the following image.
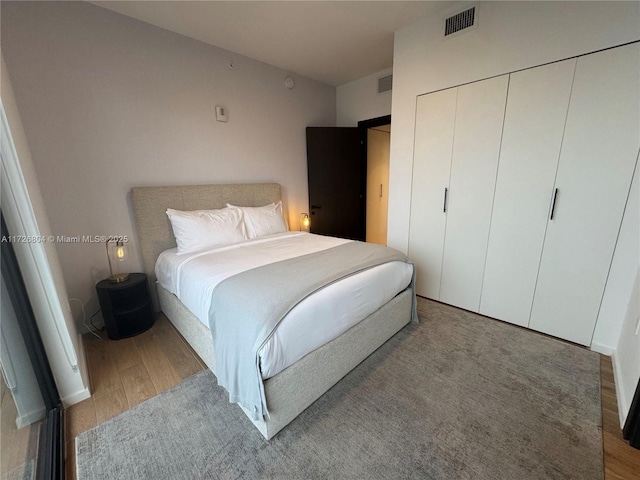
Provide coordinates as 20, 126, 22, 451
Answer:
306, 127, 364, 240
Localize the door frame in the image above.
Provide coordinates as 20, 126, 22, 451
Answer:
1, 213, 64, 480
358, 115, 392, 241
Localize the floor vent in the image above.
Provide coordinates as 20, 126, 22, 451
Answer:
378, 74, 393, 94
444, 6, 476, 37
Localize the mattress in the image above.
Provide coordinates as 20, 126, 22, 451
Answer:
155, 231, 413, 379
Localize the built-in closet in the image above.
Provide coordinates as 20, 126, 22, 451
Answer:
408, 42, 639, 346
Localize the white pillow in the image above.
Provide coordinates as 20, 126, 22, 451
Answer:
226, 201, 288, 239
166, 208, 247, 255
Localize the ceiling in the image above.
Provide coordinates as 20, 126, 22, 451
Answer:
89, 1, 449, 86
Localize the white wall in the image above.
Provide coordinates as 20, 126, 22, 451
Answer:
1, 54, 90, 406
336, 68, 392, 126
1, 2, 335, 318
593, 164, 639, 354
606, 155, 640, 426
614, 269, 640, 426
388, 1, 640, 254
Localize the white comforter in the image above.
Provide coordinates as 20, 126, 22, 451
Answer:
155, 232, 413, 379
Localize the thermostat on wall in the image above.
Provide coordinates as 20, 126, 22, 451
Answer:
215, 106, 228, 122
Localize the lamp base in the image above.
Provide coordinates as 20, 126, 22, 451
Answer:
108, 273, 130, 283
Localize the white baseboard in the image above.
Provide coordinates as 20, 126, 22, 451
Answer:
62, 386, 91, 408
611, 352, 629, 428
590, 341, 615, 356
16, 406, 46, 429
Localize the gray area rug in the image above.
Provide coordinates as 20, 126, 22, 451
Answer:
76, 299, 602, 479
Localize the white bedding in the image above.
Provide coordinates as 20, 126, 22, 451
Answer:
155, 232, 413, 379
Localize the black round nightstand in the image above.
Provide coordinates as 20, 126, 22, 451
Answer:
96, 273, 155, 340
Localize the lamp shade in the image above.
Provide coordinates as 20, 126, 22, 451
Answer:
106, 240, 130, 283
299, 213, 310, 232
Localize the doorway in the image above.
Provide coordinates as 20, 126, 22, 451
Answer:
359, 115, 391, 245
305, 114, 391, 242
365, 124, 390, 245
306, 127, 364, 240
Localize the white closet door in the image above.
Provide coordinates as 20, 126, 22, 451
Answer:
439, 75, 508, 311
408, 89, 457, 299
529, 43, 640, 345
480, 59, 576, 326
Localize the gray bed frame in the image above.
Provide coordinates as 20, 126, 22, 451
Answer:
131, 183, 413, 439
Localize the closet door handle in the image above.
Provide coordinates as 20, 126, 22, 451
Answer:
443, 187, 448, 213
550, 188, 559, 220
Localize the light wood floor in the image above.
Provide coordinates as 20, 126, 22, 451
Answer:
600, 357, 640, 479
66, 311, 640, 480
64, 314, 206, 480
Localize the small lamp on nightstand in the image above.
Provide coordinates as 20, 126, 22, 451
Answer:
106, 239, 130, 283
299, 213, 310, 232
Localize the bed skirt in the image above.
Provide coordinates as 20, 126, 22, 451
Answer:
157, 284, 413, 439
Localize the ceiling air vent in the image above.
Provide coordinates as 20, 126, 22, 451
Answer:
378, 74, 393, 94
444, 6, 476, 37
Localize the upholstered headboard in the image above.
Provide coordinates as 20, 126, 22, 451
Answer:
131, 183, 281, 287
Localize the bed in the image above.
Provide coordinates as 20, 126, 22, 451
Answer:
131, 183, 415, 439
